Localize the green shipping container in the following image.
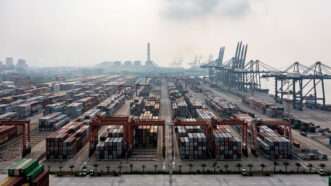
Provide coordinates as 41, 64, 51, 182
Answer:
26, 164, 44, 181
23, 160, 39, 177
8, 159, 38, 177
7, 159, 25, 176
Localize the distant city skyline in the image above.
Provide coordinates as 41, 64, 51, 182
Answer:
1, 0, 331, 69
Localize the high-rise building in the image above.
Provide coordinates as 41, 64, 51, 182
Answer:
16, 58, 28, 71
124, 60, 132, 66
134, 60, 141, 66
5, 57, 15, 70
113, 61, 122, 66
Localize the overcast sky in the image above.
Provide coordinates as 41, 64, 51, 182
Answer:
1, 0, 331, 68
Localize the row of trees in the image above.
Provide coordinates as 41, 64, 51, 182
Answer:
51, 162, 327, 175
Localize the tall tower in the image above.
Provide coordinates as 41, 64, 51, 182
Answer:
147, 42, 151, 62
146, 42, 153, 66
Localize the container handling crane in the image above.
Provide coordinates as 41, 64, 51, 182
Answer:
89, 115, 165, 157
0, 120, 31, 157
250, 118, 292, 155
210, 116, 249, 156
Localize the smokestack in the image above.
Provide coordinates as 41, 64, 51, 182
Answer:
147, 42, 151, 62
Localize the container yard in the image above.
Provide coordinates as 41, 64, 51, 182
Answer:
1, 72, 331, 184
1, 68, 331, 186
2, 1, 331, 185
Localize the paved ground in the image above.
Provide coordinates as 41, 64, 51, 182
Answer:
160, 78, 175, 170
2, 173, 326, 186
48, 175, 328, 186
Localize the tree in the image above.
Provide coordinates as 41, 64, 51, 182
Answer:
201, 164, 207, 173
283, 162, 289, 173
308, 163, 313, 173
273, 161, 278, 173
94, 164, 99, 173
58, 166, 63, 174
295, 163, 301, 173
236, 163, 242, 172
188, 163, 193, 173
118, 165, 122, 174
69, 165, 75, 174
212, 162, 218, 174
178, 165, 182, 173
319, 163, 326, 170
154, 164, 158, 173
224, 164, 229, 173
260, 163, 266, 173
142, 164, 146, 173
106, 166, 110, 174
129, 164, 134, 173
247, 164, 253, 174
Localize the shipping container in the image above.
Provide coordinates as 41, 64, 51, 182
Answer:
65, 102, 83, 118
0, 125, 17, 144
257, 125, 292, 159
46, 122, 89, 160
176, 126, 207, 160
212, 127, 242, 160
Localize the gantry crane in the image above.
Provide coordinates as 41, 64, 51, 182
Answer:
263, 61, 331, 110
250, 118, 292, 154
210, 116, 249, 156
89, 115, 165, 157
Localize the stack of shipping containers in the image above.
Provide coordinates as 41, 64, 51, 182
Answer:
242, 96, 284, 118
96, 126, 125, 160
212, 126, 242, 160
257, 125, 292, 159
134, 125, 158, 148
176, 125, 208, 160
46, 122, 89, 160
65, 102, 83, 118
39, 112, 70, 131
0, 159, 49, 186
205, 95, 239, 118
0, 125, 17, 144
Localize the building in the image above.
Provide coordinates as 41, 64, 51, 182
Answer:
134, 60, 141, 66
16, 59, 28, 72
5, 57, 15, 70
123, 60, 132, 66
113, 61, 122, 66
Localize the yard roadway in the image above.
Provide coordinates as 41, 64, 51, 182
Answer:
160, 78, 173, 169
47, 175, 330, 186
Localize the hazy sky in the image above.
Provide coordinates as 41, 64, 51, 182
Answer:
1, 0, 331, 68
